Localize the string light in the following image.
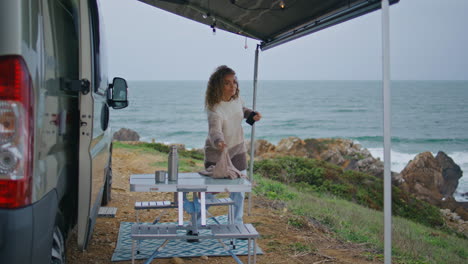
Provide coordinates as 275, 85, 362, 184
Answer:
211, 21, 216, 35
230, 0, 295, 11
279, 1, 285, 10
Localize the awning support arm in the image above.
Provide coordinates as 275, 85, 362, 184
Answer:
248, 44, 260, 216
382, 1, 392, 264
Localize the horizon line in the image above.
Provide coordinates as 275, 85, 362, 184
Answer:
124, 79, 468, 82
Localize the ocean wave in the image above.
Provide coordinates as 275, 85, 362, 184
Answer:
333, 109, 367, 113
351, 136, 468, 144
367, 148, 418, 172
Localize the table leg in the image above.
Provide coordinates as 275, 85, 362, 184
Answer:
254, 238, 257, 264
200, 192, 206, 226
248, 238, 252, 264
131, 239, 135, 264
185, 192, 197, 234
190, 209, 198, 234
178, 192, 183, 226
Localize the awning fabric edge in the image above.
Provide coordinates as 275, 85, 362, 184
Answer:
261, 0, 400, 51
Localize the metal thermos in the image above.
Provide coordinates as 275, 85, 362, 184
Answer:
168, 145, 178, 181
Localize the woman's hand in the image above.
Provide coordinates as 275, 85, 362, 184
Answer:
217, 141, 227, 151
253, 111, 262, 121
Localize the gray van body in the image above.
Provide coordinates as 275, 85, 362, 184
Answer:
0, 0, 126, 263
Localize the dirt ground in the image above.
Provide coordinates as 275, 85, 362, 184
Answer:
66, 147, 382, 264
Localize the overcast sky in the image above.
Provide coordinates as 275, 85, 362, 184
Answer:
99, 0, 468, 81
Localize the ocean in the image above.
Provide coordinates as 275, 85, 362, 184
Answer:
110, 80, 468, 201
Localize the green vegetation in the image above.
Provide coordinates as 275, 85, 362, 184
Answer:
253, 175, 297, 201
253, 175, 468, 264
254, 156, 444, 227
287, 216, 307, 229
303, 138, 339, 153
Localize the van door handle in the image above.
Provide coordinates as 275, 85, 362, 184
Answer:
61, 78, 90, 94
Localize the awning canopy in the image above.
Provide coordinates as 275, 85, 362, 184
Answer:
137, 0, 399, 50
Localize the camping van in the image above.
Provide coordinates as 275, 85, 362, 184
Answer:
0, 0, 128, 263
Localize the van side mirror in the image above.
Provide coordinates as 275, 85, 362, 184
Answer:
108, 77, 129, 109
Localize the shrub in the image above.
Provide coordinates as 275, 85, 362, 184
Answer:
253, 156, 445, 228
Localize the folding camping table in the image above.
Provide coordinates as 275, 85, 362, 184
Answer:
129, 173, 259, 264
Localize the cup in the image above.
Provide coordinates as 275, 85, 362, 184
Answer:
155, 170, 166, 183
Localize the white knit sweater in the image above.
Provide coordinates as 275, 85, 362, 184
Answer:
204, 97, 253, 171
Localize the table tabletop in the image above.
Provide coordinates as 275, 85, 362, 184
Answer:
130, 172, 252, 193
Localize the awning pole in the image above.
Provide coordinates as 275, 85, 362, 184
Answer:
248, 44, 260, 216
382, 1, 392, 264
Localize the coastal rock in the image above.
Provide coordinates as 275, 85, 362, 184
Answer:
311, 138, 383, 178
355, 157, 384, 178
320, 147, 346, 165
399, 151, 468, 220
391, 172, 404, 185
435, 151, 462, 197
440, 209, 468, 237
454, 206, 468, 221
245, 140, 276, 159
400, 152, 444, 203
276, 137, 308, 157
113, 128, 140, 141
254, 139, 277, 157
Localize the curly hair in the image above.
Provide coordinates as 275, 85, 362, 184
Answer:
205, 65, 239, 111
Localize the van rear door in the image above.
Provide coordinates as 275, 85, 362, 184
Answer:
77, 0, 94, 250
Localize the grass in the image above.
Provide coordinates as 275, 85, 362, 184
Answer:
253, 174, 468, 264
288, 242, 316, 255
253, 175, 297, 201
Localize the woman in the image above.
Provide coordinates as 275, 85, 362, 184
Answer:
204, 65, 262, 225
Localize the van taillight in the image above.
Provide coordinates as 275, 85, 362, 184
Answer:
0, 56, 34, 208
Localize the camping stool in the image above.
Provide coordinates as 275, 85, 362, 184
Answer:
134, 201, 175, 255
134, 201, 174, 223
205, 197, 235, 224
134, 198, 234, 224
